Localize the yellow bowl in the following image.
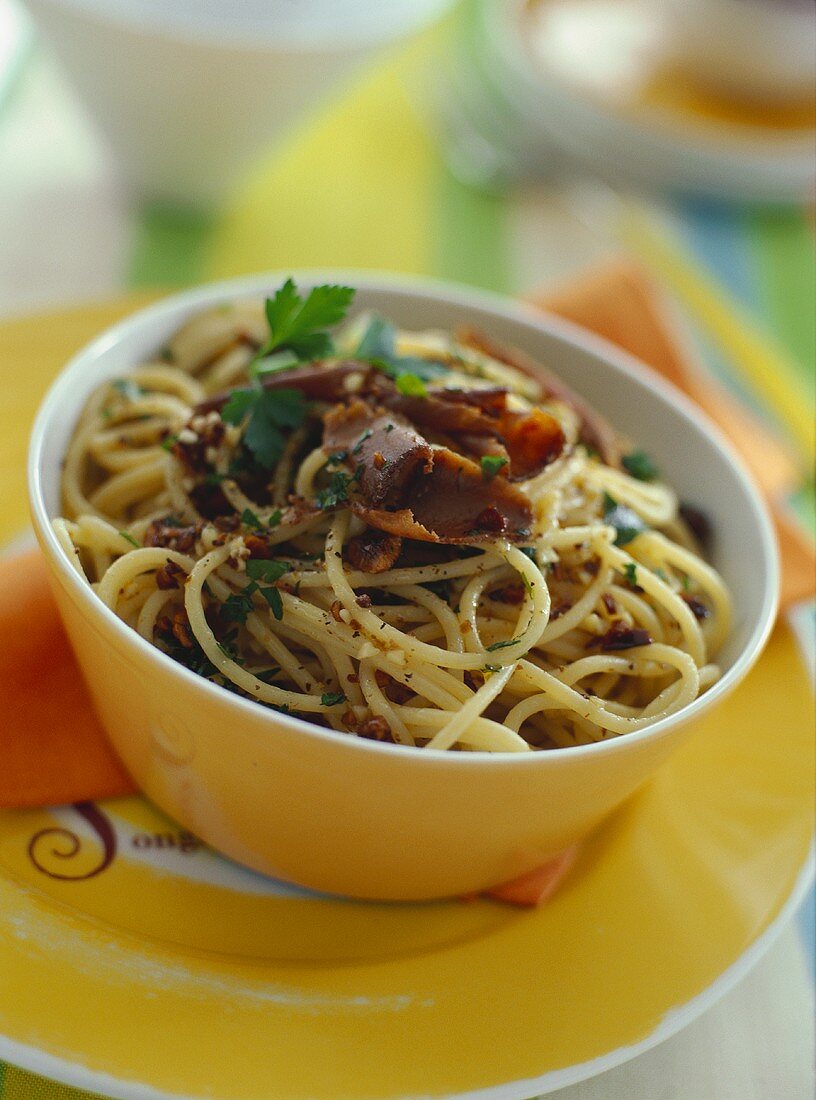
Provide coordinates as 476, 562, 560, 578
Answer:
27, 273, 778, 900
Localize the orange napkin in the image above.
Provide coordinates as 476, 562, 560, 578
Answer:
0, 547, 136, 808
1, 264, 812, 907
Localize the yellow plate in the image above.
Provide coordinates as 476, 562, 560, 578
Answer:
0, 620, 812, 1099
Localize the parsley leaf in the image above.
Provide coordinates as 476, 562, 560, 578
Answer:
486, 637, 520, 652
395, 373, 427, 397
249, 349, 299, 380
622, 450, 659, 481
316, 470, 353, 509
259, 586, 284, 620
241, 508, 263, 529
355, 315, 395, 360
221, 388, 258, 425
267, 509, 282, 528
603, 493, 647, 547
221, 582, 259, 624
356, 315, 448, 382
257, 279, 355, 362
246, 559, 290, 583
320, 692, 346, 707
480, 454, 508, 479
118, 530, 139, 548
623, 562, 639, 587
223, 387, 309, 469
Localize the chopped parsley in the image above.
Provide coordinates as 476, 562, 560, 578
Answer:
158, 626, 217, 679
161, 434, 178, 452
486, 637, 520, 652
221, 584, 258, 624
246, 559, 290, 584
223, 562, 289, 624
118, 530, 139, 548
622, 450, 659, 481
320, 692, 346, 707
352, 429, 373, 455
480, 454, 508, 479
623, 562, 639, 587
241, 507, 263, 529
602, 493, 647, 547
395, 373, 427, 397
316, 470, 354, 509
267, 509, 282, 528
259, 585, 284, 620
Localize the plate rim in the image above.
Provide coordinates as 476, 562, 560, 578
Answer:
0, 846, 812, 1100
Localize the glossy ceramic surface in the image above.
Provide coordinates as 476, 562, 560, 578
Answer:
28, 274, 778, 900
0, 619, 811, 1098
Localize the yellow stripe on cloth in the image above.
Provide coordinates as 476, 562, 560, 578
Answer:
207, 43, 437, 280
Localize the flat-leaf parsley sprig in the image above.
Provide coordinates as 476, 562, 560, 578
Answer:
220, 279, 357, 468
253, 279, 356, 373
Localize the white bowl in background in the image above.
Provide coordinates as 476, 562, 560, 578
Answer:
22, 0, 455, 207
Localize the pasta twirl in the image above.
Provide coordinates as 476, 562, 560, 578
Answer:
55, 282, 732, 752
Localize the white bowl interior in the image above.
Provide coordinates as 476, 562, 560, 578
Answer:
31, 273, 777, 722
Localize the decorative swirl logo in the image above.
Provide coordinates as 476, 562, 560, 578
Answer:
27, 801, 117, 881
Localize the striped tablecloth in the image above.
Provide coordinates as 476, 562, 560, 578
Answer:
0, 13, 813, 1099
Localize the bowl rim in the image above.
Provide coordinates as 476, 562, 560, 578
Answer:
27, 268, 780, 769
24, 0, 457, 51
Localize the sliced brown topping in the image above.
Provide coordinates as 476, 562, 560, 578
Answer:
380, 387, 564, 481
144, 518, 201, 553
495, 407, 565, 479
329, 599, 344, 623
457, 325, 621, 466
195, 360, 379, 415
589, 621, 653, 651
357, 715, 394, 743
155, 560, 185, 590
244, 534, 272, 559
374, 669, 414, 704
169, 609, 195, 648
678, 504, 712, 553
601, 593, 617, 615
355, 593, 373, 608
682, 594, 711, 620
189, 483, 232, 521
346, 529, 404, 574
324, 401, 432, 509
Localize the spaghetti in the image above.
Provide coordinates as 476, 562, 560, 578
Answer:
55, 283, 731, 752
